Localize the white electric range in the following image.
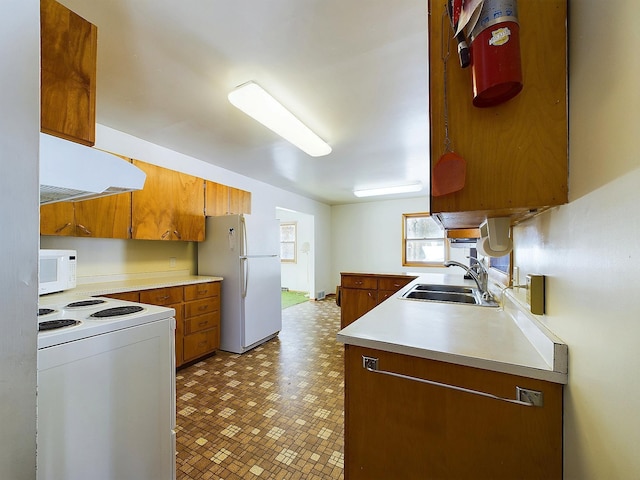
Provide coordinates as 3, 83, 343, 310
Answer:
36, 295, 177, 480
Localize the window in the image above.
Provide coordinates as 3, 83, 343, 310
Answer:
402, 213, 446, 266
280, 222, 297, 263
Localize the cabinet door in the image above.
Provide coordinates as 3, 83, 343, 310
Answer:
183, 329, 219, 363
428, 0, 567, 228
229, 187, 251, 214
204, 181, 229, 216
40, 202, 75, 236
132, 160, 205, 241
345, 345, 563, 479
40, 0, 97, 146
340, 288, 378, 328
73, 193, 132, 239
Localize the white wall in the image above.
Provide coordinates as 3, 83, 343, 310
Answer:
277, 209, 315, 295
511, 1, 640, 477
0, 1, 39, 478
42, 125, 334, 298
330, 197, 472, 288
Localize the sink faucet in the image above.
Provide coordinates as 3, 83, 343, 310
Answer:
444, 258, 490, 297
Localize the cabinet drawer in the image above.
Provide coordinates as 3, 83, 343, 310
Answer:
183, 328, 219, 363
185, 313, 219, 335
140, 286, 183, 306
378, 277, 414, 291
184, 297, 220, 318
184, 282, 220, 301
342, 276, 378, 290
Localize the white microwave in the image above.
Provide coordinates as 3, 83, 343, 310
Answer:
39, 249, 77, 295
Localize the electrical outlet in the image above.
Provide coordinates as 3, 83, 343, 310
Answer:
169, 257, 176, 268
513, 266, 520, 286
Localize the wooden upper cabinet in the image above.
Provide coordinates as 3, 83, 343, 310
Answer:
132, 160, 205, 241
40, 0, 97, 146
205, 181, 251, 216
40, 201, 75, 236
428, 0, 568, 229
40, 194, 131, 239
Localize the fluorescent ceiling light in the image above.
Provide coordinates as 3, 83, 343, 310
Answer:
353, 182, 423, 198
228, 81, 332, 157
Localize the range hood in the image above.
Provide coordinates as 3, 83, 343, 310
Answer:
40, 132, 146, 205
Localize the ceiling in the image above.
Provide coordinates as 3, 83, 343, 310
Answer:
59, 0, 431, 205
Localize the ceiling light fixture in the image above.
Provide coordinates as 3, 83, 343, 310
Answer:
353, 182, 424, 198
228, 81, 332, 157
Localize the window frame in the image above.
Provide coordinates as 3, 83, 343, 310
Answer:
402, 213, 448, 267
279, 221, 297, 264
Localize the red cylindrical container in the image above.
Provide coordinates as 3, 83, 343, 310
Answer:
469, 0, 523, 108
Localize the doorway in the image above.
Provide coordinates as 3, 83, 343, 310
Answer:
275, 207, 315, 308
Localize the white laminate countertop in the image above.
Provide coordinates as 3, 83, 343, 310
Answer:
336, 273, 568, 384
39, 273, 223, 306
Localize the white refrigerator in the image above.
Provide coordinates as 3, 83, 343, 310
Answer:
198, 214, 282, 353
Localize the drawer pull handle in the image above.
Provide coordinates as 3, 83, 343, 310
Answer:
157, 295, 170, 301
198, 290, 208, 295
198, 306, 208, 311
198, 341, 208, 347
362, 356, 543, 407
198, 321, 209, 327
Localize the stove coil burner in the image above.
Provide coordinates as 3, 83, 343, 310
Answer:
39, 319, 81, 331
38, 308, 56, 316
66, 299, 107, 308
90, 306, 144, 318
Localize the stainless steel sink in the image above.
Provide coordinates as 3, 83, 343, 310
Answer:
412, 284, 475, 294
404, 290, 478, 304
401, 283, 499, 308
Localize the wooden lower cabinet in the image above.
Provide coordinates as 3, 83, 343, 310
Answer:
103, 281, 221, 368
344, 345, 563, 480
340, 273, 416, 328
182, 283, 220, 364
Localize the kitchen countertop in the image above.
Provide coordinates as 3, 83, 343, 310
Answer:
39, 273, 223, 306
336, 273, 568, 384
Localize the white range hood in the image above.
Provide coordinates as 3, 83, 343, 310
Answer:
39, 132, 146, 205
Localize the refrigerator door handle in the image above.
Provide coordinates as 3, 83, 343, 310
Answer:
240, 215, 247, 257
241, 256, 249, 298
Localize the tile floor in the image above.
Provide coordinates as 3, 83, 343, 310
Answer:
175, 297, 344, 480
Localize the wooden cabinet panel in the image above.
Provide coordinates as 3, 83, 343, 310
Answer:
184, 313, 218, 335
340, 288, 378, 329
40, 193, 131, 239
342, 275, 378, 290
40, 201, 75, 236
344, 345, 563, 479
229, 187, 251, 215
184, 297, 220, 318
140, 286, 184, 306
205, 181, 251, 216
72, 193, 132, 238
428, 0, 568, 229
340, 274, 417, 328
184, 282, 219, 302
183, 328, 219, 363
40, 0, 97, 146
132, 160, 205, 241
377, 276, 413, 291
